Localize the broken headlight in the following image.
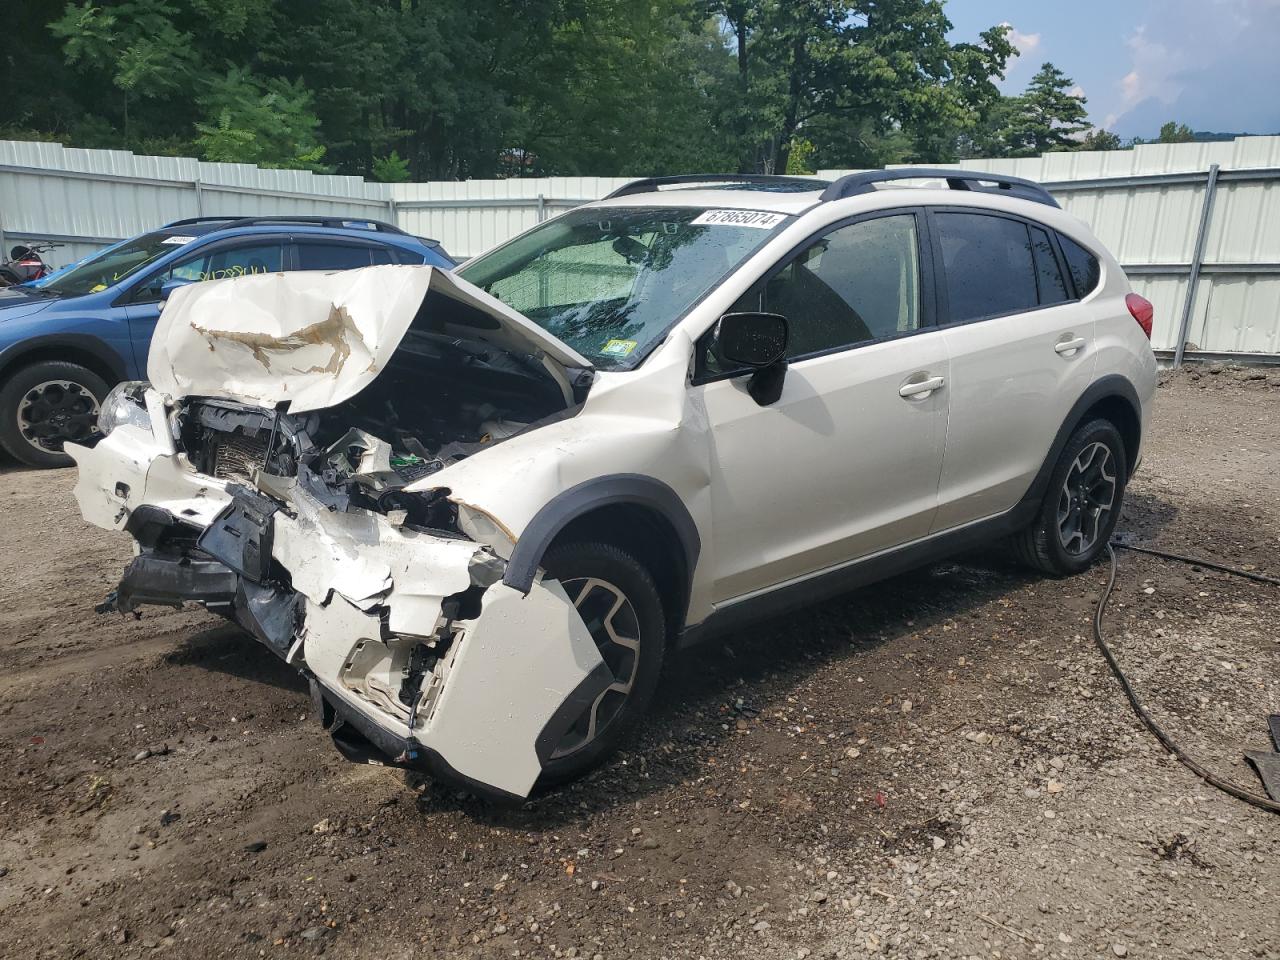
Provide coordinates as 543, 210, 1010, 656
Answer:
98, 381, 153, 436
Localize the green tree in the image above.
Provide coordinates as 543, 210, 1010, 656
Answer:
194, 68, 327, 170
1158, 120, 1195, 143
1002, 62, 1090, 156
1080, 128, 1123, 151
372, 151, 412, 183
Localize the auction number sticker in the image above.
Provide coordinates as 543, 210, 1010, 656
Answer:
690, 209, 788, 229
161, 235, 197, 245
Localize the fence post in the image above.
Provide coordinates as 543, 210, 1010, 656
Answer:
1173, 163, 1221, 367
193, 177, 204, 217
387, 196, 397, 226
536, 194, 546, 223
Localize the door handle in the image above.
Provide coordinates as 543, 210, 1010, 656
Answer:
899, 375, 945, 399
1054, 337, 1087, 356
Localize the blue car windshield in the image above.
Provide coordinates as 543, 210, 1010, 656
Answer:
457, 206, 790, 368
37, 233, 192, 297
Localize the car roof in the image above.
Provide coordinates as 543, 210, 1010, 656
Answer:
585, 169, 1060, 217
155, 216, 443, 250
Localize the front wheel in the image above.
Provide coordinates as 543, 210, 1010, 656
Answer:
535, 541, 666, 788
1011, 418, 1128, 576
0, 361, 109, 468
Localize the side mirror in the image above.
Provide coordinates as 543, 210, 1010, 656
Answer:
159, 278, 195, 302
714, 311, 788, 367
713, 311, 789, 405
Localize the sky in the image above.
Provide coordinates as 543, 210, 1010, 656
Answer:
945, 0, 1280, 138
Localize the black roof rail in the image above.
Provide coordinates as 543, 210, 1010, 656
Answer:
603, 174, 828, 199
819, 168, 1059, 208
164, 216, 248, 227
163, 215, 410, 235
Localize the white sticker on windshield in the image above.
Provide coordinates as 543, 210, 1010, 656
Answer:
690, 209, 788, 229
162, 235, 197, 245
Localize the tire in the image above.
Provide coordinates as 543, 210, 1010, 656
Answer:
534, 541, 666, 788
0, 361, 110, 469
1012, 418, 1128, 576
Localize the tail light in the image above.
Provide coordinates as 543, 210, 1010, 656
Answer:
1125, 293, 1154, 339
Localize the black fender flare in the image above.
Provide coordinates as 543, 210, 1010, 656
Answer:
502, 473, 701, 597
0, 333, 130, 384
1017, 373, 1142, 517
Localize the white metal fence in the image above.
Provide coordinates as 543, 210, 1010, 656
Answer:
4, 136, 1279, 363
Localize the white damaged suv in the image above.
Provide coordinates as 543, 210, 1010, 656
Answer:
70, 170, 1157, 801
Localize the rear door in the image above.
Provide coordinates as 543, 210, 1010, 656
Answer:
930, 209, 1096, 531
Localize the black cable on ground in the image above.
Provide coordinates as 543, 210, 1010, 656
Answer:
1094, 542, 1280, 815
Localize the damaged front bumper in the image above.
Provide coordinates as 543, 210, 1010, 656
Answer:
69, 409, 610, 803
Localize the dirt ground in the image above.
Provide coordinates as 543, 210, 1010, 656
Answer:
1, 369, 1278, 960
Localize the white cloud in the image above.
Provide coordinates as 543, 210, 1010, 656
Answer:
1069, 85, 1086, 100
999, 21, 1041, 68
1110, 0, 1280, 136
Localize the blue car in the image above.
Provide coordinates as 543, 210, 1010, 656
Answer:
0, 216, 454, 467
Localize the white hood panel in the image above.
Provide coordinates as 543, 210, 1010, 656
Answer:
148, 264, 590, 413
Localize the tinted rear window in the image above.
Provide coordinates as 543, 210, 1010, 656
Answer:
297, 243, 373, 271
1059, 234, 1101, 297
1029, 226, 1070, 305
936, 213, 1038, 323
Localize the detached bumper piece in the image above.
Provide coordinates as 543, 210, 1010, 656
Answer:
309, 679, 525, 806
97, 555, 238, 614
97, 493, 302, 659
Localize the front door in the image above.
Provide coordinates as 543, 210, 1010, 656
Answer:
692, 211, 950, 603
122, 239, 286, 373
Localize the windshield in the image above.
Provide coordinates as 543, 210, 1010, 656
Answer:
457, 206, 790, 368
37, 233, 195, 297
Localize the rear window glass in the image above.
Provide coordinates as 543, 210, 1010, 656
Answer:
1058, 234, 1101, 297
297, 243, 372, 271
1029, 226, 1070, 305
935, 213, 1038, 323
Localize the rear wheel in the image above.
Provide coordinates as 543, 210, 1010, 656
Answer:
0, 361, 109, 468
1012, 418, 1127, 576
535, 541, 666, 788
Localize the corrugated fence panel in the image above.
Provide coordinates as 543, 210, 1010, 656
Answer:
4, 137, 1280, 359
391, 177, 630, 258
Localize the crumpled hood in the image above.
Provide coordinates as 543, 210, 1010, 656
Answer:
147, 264, 591, 413
0, 288, 57, 323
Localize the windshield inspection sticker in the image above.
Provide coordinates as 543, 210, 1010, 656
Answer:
601, 339, 638, 358
161, 235, 197, 245
691, 209, 788, 229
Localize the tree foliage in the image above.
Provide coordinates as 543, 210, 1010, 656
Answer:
2, 1, 1104, 178
1158, 121, 1195, 143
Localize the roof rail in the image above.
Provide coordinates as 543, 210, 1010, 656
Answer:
819, 168, 1059, 208
603, 174, 827, 199
164, 215, 410, 235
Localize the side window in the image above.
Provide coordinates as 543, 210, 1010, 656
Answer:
1029, 226, 1070, 305
935, 213, 1038, 323
391, 246, 428, 265
725, 214, 921, 363
296, 242, 374, 271
368, 245, 395, 266
1058, 234, 1101, 298
133, 241, 284, 302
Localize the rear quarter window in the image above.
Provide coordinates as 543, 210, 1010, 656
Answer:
1058, 234, 1101, 297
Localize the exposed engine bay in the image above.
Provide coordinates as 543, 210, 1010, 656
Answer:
179, 322, 580, 517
